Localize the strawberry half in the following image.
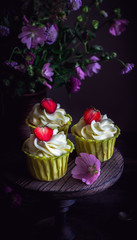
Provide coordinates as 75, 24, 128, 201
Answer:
83, 107, 101, 125
40, 98, 57, 114
34, 126, 53, 141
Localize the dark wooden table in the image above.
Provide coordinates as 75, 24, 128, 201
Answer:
1, 141, 124, 240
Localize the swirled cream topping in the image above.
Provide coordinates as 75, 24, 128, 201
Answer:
28, 103, 70, 128
74, 114, 117, 140
24, 129, 71, 157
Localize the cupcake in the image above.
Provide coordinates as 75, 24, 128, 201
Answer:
71, 107, 120, 162
22, 127, 74, 181
26, 98, 72, 135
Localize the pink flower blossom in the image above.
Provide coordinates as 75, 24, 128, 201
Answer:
42, 63, 54, 82
76, 66, 86, 80
45, 24, 58, 45
18, 25, 47, 49
67, 76, 81, 93
121, 63, 134, 74
109, 19, 129, 36
85, 56, 101, 77
71, 153, 101, 185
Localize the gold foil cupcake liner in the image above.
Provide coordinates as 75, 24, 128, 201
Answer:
71, 125, 120, 162
22, 139, 74, 181
25, 114, 72, 136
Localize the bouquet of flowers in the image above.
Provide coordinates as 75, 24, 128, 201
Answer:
0, 0, 134, 96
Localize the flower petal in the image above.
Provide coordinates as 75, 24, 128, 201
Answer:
71, 153, 101, 185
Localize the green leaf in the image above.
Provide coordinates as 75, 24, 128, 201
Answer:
35, 56, 40, 65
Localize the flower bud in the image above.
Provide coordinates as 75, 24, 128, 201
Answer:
92, 20, 99, 30
111, 52, 117, 58
92, 45, 103, 51
77, 15, 83, 22
27, 65, 34, 77
82, 6, 89, 13
95, 0, 103, 7
85, 59, 90, 64
100, 10, 108, 18
106, 55, 110, 60
114, 8, 121, 18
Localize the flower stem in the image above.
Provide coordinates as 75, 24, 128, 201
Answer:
116, 58, 126, 66
8, 47, 20, 62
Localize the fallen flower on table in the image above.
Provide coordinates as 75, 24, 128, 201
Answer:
71, 153, 101, 185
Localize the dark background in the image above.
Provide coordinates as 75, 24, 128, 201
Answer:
0, 1, 137, 240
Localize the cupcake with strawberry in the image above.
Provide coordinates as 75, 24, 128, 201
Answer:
71, 107, 120, 162
22, 126, 74, 181
26, 98, 72, 135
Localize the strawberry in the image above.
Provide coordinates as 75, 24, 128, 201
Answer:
83, 107, 101, 124
40, 98, 57, 114
34, 126, 53, 141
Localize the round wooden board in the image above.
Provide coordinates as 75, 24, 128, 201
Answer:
1, 148, 124, 200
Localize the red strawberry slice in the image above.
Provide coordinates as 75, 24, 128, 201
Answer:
83, 107, 101, 125
40, 98, 57, 114
34, 126, 53, 141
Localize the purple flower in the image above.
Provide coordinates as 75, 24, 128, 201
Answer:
68, 0, 82, 11
85, 56, 101, 77
121, 63, 134, 74
24, 51, 36, 65
109, 19, 129, 36
4, 61, 18, 68
18, 25, 47, 49
45, 24, 58, 45
76, 66, 86, 80
67, 76, 81, 93
23, 15, 29, 24
44, 81, 52, 89
14, 64, 26, 72
0, 25, 10, 37
71, 153, 101, 185
5, 61, 26, 72
42, 63, 54, 82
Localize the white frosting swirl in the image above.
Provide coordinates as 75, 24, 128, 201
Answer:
74, 114, 117, 140
25, 129, 71, 158
28, 103, 70, 128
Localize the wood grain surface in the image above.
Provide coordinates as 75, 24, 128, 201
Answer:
1, 147, 124, 200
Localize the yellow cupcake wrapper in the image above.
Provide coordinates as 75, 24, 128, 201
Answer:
71, 124, 120, 162
22, 139, 74, 181
25, 114, 72, 136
